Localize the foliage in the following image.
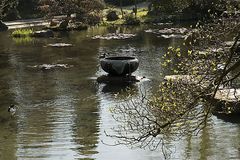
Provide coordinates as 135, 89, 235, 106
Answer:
149, 0, 176, 13
0, 0, 42, 20
148, 0, 229, 16
108, 5, 240, 158
101, 7, 147, 26
0, 0, 19, 20
17, 0, 40, 18
12, 29, 33, 37
124, 14, 140, 25
39, 0, 105, 24
105, 0, 144, 6
84, 12, 102, 25
136, 9, 148, 18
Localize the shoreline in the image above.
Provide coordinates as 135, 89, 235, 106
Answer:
3, 15, 68, 30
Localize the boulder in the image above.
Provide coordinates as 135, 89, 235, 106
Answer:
214, 89, 240, 103
32, 30, 54, 38
106, 11, 119, 21
0, 21, 8, 31
59, 20, 69, 29
211, 89, 240, 117
92, 33, 136, 40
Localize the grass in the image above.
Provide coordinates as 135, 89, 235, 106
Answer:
136, 9, 148, 19
12, 29, 33, 38
101, 7, 149, 26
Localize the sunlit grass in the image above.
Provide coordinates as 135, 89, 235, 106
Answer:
12, 29, 33, 38
136, 9, 148, 19
101, 7, 148, 26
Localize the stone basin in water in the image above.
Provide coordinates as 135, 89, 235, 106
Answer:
100, 56, 139, 76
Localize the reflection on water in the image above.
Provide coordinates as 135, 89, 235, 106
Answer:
0, 25, 240, 159
101, 83, 137, 94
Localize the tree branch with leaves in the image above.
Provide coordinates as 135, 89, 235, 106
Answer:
107, 5, 240, 158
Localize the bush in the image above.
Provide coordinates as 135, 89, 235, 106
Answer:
106, 10, 119, 21
124, 15, 140, 25
84, 13, 102, 25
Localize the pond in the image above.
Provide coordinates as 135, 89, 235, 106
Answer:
0, 25, 240, 160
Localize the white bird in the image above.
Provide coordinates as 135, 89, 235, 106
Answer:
8, 104, 17, 116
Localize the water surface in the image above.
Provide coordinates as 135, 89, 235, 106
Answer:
0, 25, 240, 160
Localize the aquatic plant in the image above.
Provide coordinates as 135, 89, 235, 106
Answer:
11, 29, 33, 38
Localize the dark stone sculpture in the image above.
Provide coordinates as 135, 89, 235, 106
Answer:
100, 56, 139, 76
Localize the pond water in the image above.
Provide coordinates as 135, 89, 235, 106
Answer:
0, 25, 240, 160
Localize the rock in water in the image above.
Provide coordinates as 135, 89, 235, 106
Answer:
46, 43, 73, 47
8, 104, 16, 116
59, 20, 69, 29
0, 21, 8, 31
32, 30, 54, 38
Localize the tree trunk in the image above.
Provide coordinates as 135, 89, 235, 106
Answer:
134, 0, 137, 19
120, 0, 124, 18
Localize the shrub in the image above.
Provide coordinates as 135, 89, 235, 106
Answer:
124, 15, 140, 25
106, 10, 119, 21
84, 13, 102, 25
